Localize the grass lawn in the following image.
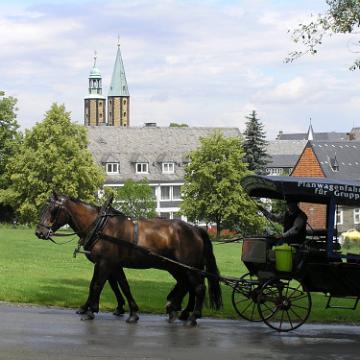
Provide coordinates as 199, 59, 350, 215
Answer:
0, 225, 359, 324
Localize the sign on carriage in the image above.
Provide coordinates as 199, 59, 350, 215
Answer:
297, 181, 360, 201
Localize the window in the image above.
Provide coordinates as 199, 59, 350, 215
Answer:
172, 186, 181, 200
106, 163, 119, 174
136, 162, 148, 174
354, 209, 360, 224
172, 212, 182, 220
162, 162, 174, 174
161, 186, 171, 200
159, 212, 171, 219
336, 209, 343, 225
160, 185, 181, 201
266, 168, 283, 176
159, 212, 181, 220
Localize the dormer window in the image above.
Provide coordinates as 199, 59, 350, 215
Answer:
330, 154, 339, 172
106, 163, 119, 174
136, 162, 148, 174
162, 162, 175, 174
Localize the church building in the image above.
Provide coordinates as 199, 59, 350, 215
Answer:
84, 42, 130, 127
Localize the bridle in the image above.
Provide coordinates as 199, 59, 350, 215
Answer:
37, 197, 79, 243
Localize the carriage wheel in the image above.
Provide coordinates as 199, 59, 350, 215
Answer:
257, 278, 312, 332
232, 273, 263, 322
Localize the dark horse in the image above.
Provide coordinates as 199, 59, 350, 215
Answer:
35, 193, 222, 326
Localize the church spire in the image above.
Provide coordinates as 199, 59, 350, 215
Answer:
108, 41, 129, 97
107, 40, 130, 127
307, 118, 314, 141
84, 51, 106, 126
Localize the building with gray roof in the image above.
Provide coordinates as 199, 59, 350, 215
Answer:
310, 141, 360, 181
291, 140, 360, 233
88, 125, 241, 219
265, 140, 307, 176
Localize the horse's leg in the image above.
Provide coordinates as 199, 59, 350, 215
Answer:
178, 284, 195, 321
108, 273, 126, 316
166, 270, 189, 323
114, 268, 140, 324
77, 270, 115, 316
81, 260, 111, 320
76, 275, 95, 315
186, 272, 206, 327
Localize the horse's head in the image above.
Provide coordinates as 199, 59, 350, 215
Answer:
35, 192, 70, 240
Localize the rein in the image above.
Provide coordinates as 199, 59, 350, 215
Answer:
48, 235, 77, 245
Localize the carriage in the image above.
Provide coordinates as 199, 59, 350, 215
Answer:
35, 175, 360, 331
231, 175, 360, 332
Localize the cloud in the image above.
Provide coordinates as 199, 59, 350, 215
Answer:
1, 0, 359, 140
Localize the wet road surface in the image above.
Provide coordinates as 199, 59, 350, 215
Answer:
0, 302, 359, 360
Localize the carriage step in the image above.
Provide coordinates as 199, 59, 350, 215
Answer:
325, 295, 360, 310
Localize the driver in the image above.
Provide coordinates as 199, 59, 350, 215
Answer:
259, 201, 308, 245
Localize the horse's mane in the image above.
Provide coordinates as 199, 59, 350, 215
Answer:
109, 206, 127, 217
57, 193, 129, 218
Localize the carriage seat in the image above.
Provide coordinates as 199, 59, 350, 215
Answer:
304, 228, 341, 251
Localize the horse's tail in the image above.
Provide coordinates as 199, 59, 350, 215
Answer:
198, 227, 223, 310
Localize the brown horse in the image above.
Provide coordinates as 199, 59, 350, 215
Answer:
35, 193, 222, 326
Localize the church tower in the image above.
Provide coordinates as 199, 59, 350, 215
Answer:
84, 52, 106, 126
107, 41, 130, 127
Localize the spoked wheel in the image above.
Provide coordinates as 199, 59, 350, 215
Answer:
257, 278, 312, 332
232, 273, 263, 321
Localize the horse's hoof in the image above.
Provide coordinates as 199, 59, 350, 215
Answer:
76, 307, 87, 315
178, 311, 190, 321
186, 318, 198, 327
126, 314, 139, 324
80, 311, 95, 321
178, 311, 189, 321
168, 310, 178, 323
113, 307, 125, 316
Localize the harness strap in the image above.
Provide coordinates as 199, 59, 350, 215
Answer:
133, 220, 139, 245
82, 195, 114, 251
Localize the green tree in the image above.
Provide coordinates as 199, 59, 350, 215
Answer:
0, 103, 105, 223
243, 110, 268, 175
181, 131, 265, 237
106, 179, 156, 219
286, 0, 360, 70
0, 95, 21, 186
0, 94, 21, 221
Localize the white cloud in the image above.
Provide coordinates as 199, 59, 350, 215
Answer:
1, 0, 359, 140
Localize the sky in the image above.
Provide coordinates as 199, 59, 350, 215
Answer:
1, 0, 360, 139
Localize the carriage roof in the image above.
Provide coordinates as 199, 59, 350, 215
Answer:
241, 175, 360, 206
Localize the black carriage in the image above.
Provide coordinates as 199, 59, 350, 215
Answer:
231, 175, 360, 332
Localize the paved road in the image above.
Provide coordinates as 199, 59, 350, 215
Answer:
0, 303, 359, 360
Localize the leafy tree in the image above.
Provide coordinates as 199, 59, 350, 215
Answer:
0, 103, 105, 223
105, 179, 156, 219
243, 111, 268, 175
181, 131, 265, 238
0, 95, 21, 186
0, 94, 21, 222
286, 0, 360, 70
